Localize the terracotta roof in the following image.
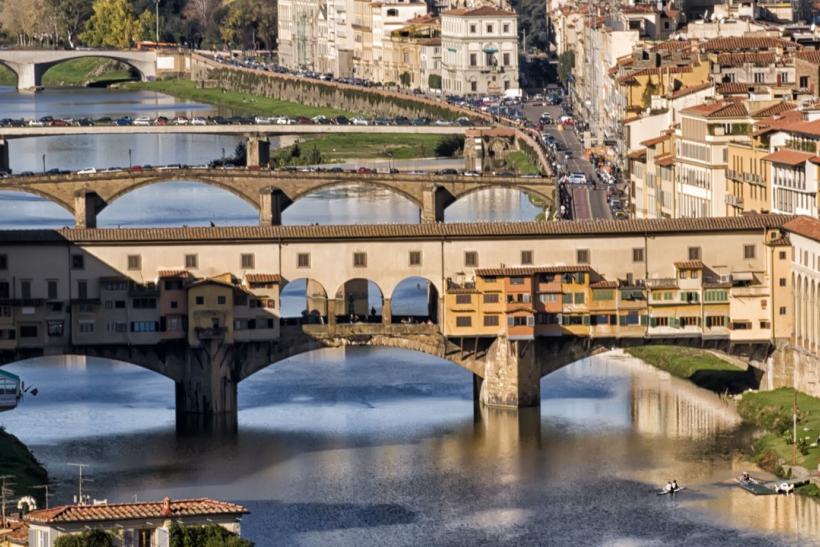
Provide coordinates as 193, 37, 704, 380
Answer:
716, 52, 777, 66
667, 81, 713, 100
761, 149, 816, 166
795, 50, 820, 64
245, 273, 282, 284
717, 82, 755, 95
0, 215, 795, 244
702, 37, 801, 52
765, 235, 791, 247
751, 101, 796, 118
783, 216, 820, 242
617, 65, 694, 84
0, 520, 27, 545
682, 100, 749, 118
675, 260, 705, 270
627, 149, 647, 160
765, 118, 820, 139
475, 265, 592, 277
590, 280, 618, 288
652, 39, 693, 51
443, 6, 515, 17
25, 498, 248, 525
157, 269, 191, 278
654, 154, 675, 167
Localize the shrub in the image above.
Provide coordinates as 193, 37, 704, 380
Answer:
54, 530, 115, 547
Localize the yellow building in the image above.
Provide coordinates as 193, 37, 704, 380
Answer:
187, 274, 236, 346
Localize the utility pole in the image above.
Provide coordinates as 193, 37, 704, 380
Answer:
793, 390, 798, 465
68, 464, 89, 505
0, 475, 14, 528
155, 0, 161, 43
32, 484, 54, 509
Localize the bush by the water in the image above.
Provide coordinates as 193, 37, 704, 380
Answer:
739, 396, 796, 435
169, 523, 253, 547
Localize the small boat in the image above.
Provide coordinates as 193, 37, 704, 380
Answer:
0, 369, 21, 412
657, 486, 685, 496
735, 477, 776, 495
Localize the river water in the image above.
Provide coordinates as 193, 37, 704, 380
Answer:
1, 87, 819, 546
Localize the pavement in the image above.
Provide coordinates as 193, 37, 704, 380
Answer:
522, 103, 612, 220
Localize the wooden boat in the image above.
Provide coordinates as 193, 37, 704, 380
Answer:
735, 477, 776, 495
0, 369, 21, 412
657, 486, 685, 496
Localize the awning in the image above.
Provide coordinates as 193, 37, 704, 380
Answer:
732, 272, 754, 281
483, 47, 499, 53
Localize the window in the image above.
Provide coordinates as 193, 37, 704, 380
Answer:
132, 298, 156, 309
470, 81, 477, 92
77, 280, 87, 300
456, 316, 472, 327
0, 254, 6, 270
486, 24, 494, 33
483, 293, 499, 303
79, 321, 95, 334
19, 325, 38, 338
779, 251, 787, 260
131, 321, 159, 333
503, 53, 510, 66
127, 255, 141, 271
217, 295, 226, 305
469, 53, 477, 66
576, 249, 590, 264
170, 301, 178, 309
688, 247, 701, 260
20, 280, 31, 300
539, 293, 558, 303
743, 244, 756, 259
455, 294, 472, 304
483, 315, 499, 326
760, 321, 771, 329
562, 293, 572, 305
164, 279, 183, 291
800, 76, 809, 88
521, 250, 533, 265
47, 320, 64, 337
47, 280, 57, 300
469, 24, 477, 33
574, 292, 585, 304
779, 306, 787, 315
297, 253, 310, 268
632, 248, 644, 263
0, 282, 8, 299
387, 8, 398, 16
503, 23, 510, 33
464, 251, 478, 267
241, 254, 255, 269
353, 252, 367, 268
185, 254, 198, 269
409, 251, 421, 266
72, 254, 84, 270
510, 277, 525, 285
195, 296, 204, 305
704, 290, 727, 302
779, 278, 786, 287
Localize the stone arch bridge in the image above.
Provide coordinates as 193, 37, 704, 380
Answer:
0, 49, 157, 92
0, 168, 556, 227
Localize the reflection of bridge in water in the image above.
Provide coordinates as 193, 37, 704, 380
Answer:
0, 168, 555, 227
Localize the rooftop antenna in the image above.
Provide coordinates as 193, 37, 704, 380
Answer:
67, 464, 90, 506
0, 475, 14, 528
32, 484, 56, 509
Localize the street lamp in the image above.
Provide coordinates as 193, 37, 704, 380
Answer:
222, 147, 226, 165
154, 1, 161, 43
41, 154, 45, 174
128, 148, 132, 169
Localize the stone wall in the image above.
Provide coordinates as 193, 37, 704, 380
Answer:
190, 55, 481, 120
766, 342, 820, 398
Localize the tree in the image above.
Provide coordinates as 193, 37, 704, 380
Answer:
169, 522, 253, 547
45, 0, 92, 48
80, 0, 144, 48
399, 71, 411, 87
221, 0, 277, 51
184, 0, 223, 48
54, 530, 115, 547
428, 74, 442, 90
557, 50, 575, 84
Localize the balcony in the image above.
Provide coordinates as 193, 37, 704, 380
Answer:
725, 193, 744, 207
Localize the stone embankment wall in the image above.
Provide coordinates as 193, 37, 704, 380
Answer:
190, 54, 484, 121
766, 342, 820, 398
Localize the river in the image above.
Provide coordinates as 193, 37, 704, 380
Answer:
1, 87, 819, 546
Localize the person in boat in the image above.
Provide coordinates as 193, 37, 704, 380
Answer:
741, 472, 750, 482
671, 480, 679, 491
664, 480, 674, 493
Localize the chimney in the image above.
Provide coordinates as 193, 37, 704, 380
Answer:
161, 497, 173, 517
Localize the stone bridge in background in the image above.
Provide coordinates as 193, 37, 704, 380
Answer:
0, 168, 555, 227
0, 49, 158, 92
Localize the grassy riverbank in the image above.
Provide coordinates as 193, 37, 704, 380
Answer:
507, 150, 540, 175
0, 58, 135, 87
738, 388, 820, 485
624, 346, 758, 394
122, 79, 352, 118
0, 426, 48, 502
282, 133, 459, 163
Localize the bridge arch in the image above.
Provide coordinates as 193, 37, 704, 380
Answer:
335, 278, 385, 323
280, 278, 330, 323
38, 56, 142, 86
0, 350, 182, 383
445, 185, 550, 222
389, 276, 440, 324
285, 180, 423, 209
0, 188, 75, 225
104, 176, 262, 211
0, 61, 18, 86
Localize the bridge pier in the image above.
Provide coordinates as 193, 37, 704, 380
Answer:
421, 186, 455, 223
382, 298, 392, 325
175, 338, 239, 433
74, 191, 108, 229
474, 336, 540, 408
246, 137, 270, 168
259, 188, 292, 225
0, 139, 8, 173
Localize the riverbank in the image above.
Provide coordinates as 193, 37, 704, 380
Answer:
121, 79, 352, 118
0, 58, 135, 87
0, 426, 48, 503
277, 133, 460, 165
624, 345, 758, 394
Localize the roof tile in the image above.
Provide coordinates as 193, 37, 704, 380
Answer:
25, 498, 248, 525
783, 216, 820, 242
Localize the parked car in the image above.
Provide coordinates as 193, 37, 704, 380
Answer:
77, 167, 97, 175
568, 173, 587, 184
133, 116, 151, 126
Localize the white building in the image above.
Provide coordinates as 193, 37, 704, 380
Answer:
277, 0, 322, 69
784, 216, 820, 356
441, 6, 519, 96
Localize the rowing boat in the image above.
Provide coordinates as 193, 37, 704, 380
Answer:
657, 487, 685, 496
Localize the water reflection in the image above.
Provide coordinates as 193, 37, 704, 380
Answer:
1, 349, 817, 544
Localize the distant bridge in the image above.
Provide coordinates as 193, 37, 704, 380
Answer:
0, 49, 157, 92
0, 168, 555, 227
